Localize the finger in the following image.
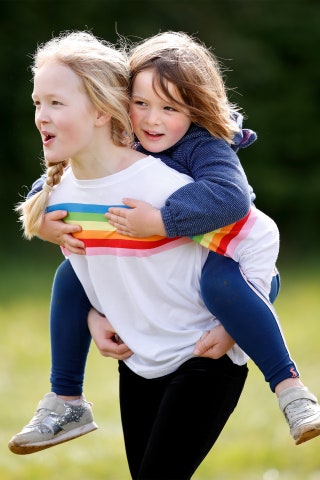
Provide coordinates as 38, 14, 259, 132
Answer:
107, 214, 127, 226
198, 347, 221, 360
108, 341, 132, 354
114, 228, 135, 237
64, 235, 85, 248
117, 351, 133, 360
200, 333, 216, 350
193, 344, 207, 356
193, 331, 212, 355
100, 343, 132, 358
107, 208, 128, 218
102, 351, 133, 360
197, 349, 212, 358
121, 198, 140, 208
63, 225, 82, 233
46, 210, 68, 220
114, 346, 133, 357
95, 336, 128, 352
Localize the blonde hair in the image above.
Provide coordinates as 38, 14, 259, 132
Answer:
16, 31, 132, 239
129, 31, 240, 143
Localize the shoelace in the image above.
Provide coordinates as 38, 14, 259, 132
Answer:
285, 399, 316, 426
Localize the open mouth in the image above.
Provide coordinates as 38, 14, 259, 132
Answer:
42, 132, 55, 145
145, 130, 163, 138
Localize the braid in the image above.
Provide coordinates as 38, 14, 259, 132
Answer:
15, 160, 68, 239
46, 161, 67, 189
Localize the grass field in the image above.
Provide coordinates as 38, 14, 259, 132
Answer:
1, 251, 320, 479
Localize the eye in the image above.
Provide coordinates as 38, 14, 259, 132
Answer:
52, 100, 63, 106
133, 100, 147, 107
164, 105, 177, 112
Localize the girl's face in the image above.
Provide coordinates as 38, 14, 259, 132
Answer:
130, 69, 191, 153
32, 61, 99, 165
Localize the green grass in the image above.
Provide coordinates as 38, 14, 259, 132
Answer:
1, 253, 320, 479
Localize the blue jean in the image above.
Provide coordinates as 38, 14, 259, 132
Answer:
49, 251, 298, 396
201, 252, 298, 391
50, 259, 92, 396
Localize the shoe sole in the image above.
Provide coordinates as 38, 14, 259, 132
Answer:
295, 425, 320, 445
8, 421, 98, 455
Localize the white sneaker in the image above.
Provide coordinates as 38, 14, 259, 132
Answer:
279, 387, 320, 445
8, 393, 98, 454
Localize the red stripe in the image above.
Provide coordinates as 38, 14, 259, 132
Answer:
215, 212, 251, 255
83, 236, 179, 250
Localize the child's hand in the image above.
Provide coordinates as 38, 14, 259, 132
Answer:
39, 210, 86, 255
193, 324, 235, 359
88, 308, 133, 360
106, 198, 166, 237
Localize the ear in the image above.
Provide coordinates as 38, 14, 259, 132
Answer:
95, 111, 111, 126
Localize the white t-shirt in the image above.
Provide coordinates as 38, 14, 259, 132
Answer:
47, 156, 248, 378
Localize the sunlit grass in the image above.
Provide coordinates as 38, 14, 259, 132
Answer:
1, 253, 320, 479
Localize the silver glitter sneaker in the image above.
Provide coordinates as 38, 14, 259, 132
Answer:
279, 387, 320, 445
8, 392, 98, 454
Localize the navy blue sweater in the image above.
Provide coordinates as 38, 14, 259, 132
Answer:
137, 123, 255, 237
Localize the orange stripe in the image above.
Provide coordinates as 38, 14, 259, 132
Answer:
212, 211, 251, 254
74, 230, 164, 242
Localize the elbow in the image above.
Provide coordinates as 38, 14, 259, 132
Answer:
239, 197, 251, 218
229, 190, 251, 224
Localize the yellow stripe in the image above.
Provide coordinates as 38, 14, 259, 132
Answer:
67, 220, 113, 231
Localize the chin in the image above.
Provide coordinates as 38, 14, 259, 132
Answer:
143, 144, 166, 154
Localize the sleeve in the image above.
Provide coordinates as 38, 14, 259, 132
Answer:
26, 174, 46, 199
160, 137, 253, 237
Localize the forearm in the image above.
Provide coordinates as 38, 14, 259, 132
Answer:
161, 180, 252, 237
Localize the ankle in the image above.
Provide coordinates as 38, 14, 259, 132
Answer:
275, 379, 305, 397
55, 394, 82, 402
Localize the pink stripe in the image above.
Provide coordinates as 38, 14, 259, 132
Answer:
224, 209, 258, 257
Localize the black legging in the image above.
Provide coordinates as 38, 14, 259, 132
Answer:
119, 356, 248, 480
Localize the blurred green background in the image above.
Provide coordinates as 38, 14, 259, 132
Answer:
2, 0, 320, 257
1, 0, 320, 478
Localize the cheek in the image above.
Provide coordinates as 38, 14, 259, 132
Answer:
129, 109, 141, 129
34, 111, 41, 131
60, 116, 83, 139
170, 121, 190, 140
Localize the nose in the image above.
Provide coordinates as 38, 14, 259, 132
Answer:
145, 107, 161, 125
35, 105, 49, 125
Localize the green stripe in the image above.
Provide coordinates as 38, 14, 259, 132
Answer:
66, 212, 108, 222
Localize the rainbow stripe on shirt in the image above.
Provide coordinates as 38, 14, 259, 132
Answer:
192, 208, 257, 256
46, 203, 190, 257
46, 203, 256, 258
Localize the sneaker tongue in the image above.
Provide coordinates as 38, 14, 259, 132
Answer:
278, 387, 315, 411
37, 397, 67, 415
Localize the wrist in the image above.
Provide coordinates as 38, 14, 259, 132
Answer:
153, 209, 166, 236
